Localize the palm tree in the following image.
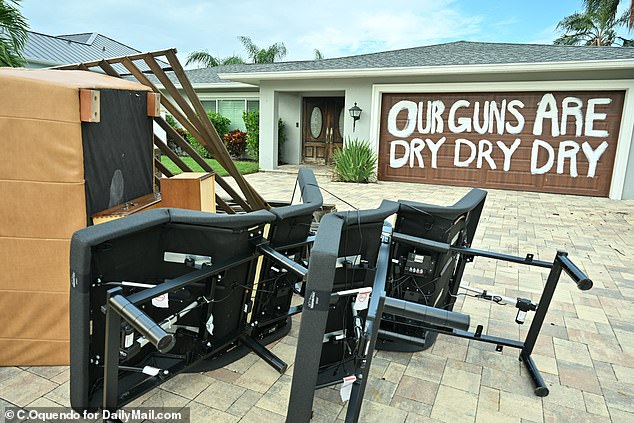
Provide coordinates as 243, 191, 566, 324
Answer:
0, 0, 29, 67
186, 50, 219, 67
555, 1, 631, 46
186, 51, 245, 68
238, 36, 287, 63
585, 0, 634, 29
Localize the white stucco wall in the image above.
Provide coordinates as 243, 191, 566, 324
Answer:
233, 68, 634, 199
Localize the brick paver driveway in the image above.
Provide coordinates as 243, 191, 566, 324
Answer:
1, 170, 632, 422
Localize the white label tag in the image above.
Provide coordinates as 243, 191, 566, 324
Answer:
353, 289, 371, 311
206, 313, 214, 335
152, 293, 169, 308
340, 375, 356, 402
124, 332, 134, 348
142, 366, 160, 377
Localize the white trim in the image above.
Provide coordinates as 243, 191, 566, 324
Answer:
370, 80, 634, 200
197, 93, 260, 100
155, 82, 257, 90
219, 59, 634, 82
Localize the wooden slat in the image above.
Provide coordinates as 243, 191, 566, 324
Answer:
154, 117, 252, 212
51, 48, 175, 70
162, 52, 268, 210
154, 158, 174, 178
215, 195, 236, 214
153, 135, 192, 172
97, 59, 121, 77
143, 55, 266, 211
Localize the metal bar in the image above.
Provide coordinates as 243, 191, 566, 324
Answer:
154, 158, 173, 178
522, 255, 563, 355
520, 351, 549, 397
392, 232, 552, 269
444, 328, 525, 349
557, 252, 593, 290
376, 329, 428, 347
345, 228, 392, 423
273, 235, 316, 251
102, 288, 123, 410
383, 297, 471, 331
239, 334, 288, 374
127, 253, 256, 305
257, 243, 308, 278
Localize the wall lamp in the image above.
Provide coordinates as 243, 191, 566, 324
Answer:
348, 102, 362, 131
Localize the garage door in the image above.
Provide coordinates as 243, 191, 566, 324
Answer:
378, 91, 625, 196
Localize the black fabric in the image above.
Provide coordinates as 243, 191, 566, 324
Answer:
288, 214, 344, 423
81, 89, 153, 217
169, 208, 276, 228
335, 199, 399, 227
378, 188, 487, 352
69, 208, 276, 411
398, 188, 487, 246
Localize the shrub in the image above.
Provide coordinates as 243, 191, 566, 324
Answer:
243, 110, 259, 159
332, 138, 377, 183
223, 129, 248, 158
208, 111, 231, 138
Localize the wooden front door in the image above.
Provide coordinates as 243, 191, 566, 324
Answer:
302, 97, 345, 164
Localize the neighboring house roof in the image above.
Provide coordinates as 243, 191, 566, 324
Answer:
213, 41, 634, 83
23, 31, 140, 66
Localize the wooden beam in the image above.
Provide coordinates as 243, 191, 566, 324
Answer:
154, 117, 252, 212
51, 48, 176, 70
164, 50, 268, 210
97, 59, 120, 77
154, 158, 174, 178
153, 135, 191, 172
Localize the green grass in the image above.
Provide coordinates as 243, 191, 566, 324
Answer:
161, 156, 259, 177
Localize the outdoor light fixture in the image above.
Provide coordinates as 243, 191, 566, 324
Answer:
348, 102, 362, 131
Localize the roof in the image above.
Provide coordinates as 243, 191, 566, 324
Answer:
23, 31, 140, 66
202, 41, 634, 84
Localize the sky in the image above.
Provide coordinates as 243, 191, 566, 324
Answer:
19, 0, 627, 67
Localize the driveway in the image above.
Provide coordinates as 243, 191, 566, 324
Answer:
1, 171, 633, 422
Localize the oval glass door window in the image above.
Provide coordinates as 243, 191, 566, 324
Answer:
310, 107, 323, 138
338, 108, 345, 137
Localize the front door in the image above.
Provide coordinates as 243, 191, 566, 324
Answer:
302, 97, 344, 164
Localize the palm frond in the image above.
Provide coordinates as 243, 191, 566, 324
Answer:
185, 50, 219, 67
0, 0, 29, 66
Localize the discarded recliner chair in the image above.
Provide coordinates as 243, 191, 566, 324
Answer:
69, 168, 322, 413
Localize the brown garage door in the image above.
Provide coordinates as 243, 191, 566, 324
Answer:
378, 91, 624, 196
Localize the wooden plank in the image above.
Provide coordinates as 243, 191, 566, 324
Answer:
51, 48, 176, 70
215, 195, 235, 214
147, 93, 161, 117
163, 51, 268, 210
155, 117, 252, 212
97, 59, 121, 77
153, 135, 192, 172
79, 89, 100, 123
154, 158, 174, 178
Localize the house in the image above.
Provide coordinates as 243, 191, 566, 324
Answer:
23, 31, 140, 68
186, 41, 634, 199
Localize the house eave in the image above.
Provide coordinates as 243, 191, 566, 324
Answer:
217, 59, 634, 84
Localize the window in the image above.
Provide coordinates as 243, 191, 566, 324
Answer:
219, 100, 247, 131
247, 100, 260, 113
201, 100, 217, 114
